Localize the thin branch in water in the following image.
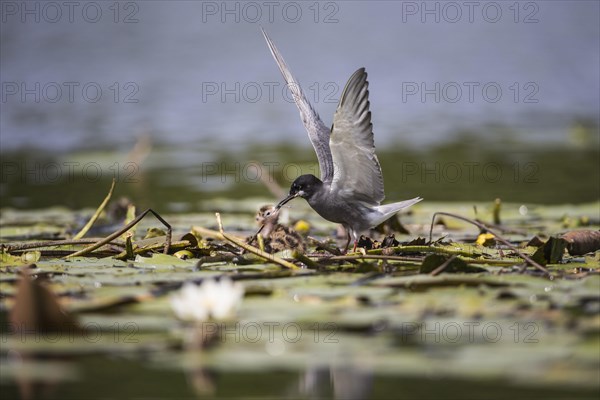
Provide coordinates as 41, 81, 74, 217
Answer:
245, 224, 265, 250
72, 178, 116, 240
4, 238, 126, 252
65, 208, 171, 258
367, 245, 477, 258
428, 211, 550, 277
308, 237, 342, 256
292, 250, 319, 269
319, 254, 423, 263
430, 255, 458, 276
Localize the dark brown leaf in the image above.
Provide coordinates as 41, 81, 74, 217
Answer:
10, 270, 80, 334
561, 230, 600, 256
531, 236, 568, 265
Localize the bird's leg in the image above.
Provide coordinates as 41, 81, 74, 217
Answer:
342, 231, 351, 254
352, 240, 358, 253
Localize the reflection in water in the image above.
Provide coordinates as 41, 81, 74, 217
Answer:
180, 325, 218, 397
186, 366, 217, 397
330, 364, 373, 400
2, 329, 599, 399
2, 350, 81, 400
297, 362, 373, 400
178, 322, 374, 399
298, 364, 331, 399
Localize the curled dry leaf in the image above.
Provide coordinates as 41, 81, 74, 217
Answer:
561, 230, 600, 256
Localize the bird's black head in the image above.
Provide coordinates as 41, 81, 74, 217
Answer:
276, 174, 322, 208
289, 174, 322, 199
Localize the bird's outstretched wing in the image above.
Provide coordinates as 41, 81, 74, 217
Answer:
330, 68, 385, 204
261, 28, 334, 183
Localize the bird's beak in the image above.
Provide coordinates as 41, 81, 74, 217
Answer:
275, 192, 300, 209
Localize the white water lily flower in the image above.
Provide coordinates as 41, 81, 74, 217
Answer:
170, 278, 244, 321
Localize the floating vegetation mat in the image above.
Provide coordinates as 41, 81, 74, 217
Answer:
0, 198, 599, 399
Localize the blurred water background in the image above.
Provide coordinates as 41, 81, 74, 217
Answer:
1, 1, 598, 209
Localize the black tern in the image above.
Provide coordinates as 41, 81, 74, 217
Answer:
262, 29, 423, 252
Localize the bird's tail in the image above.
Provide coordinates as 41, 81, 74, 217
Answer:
371, 197, 423, 226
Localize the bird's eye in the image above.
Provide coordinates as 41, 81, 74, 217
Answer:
265, 211, 271, 217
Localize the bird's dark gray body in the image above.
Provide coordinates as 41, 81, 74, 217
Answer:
301, 179, 375, 233
311, 197, 376, 238
262, 29, 422, 251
